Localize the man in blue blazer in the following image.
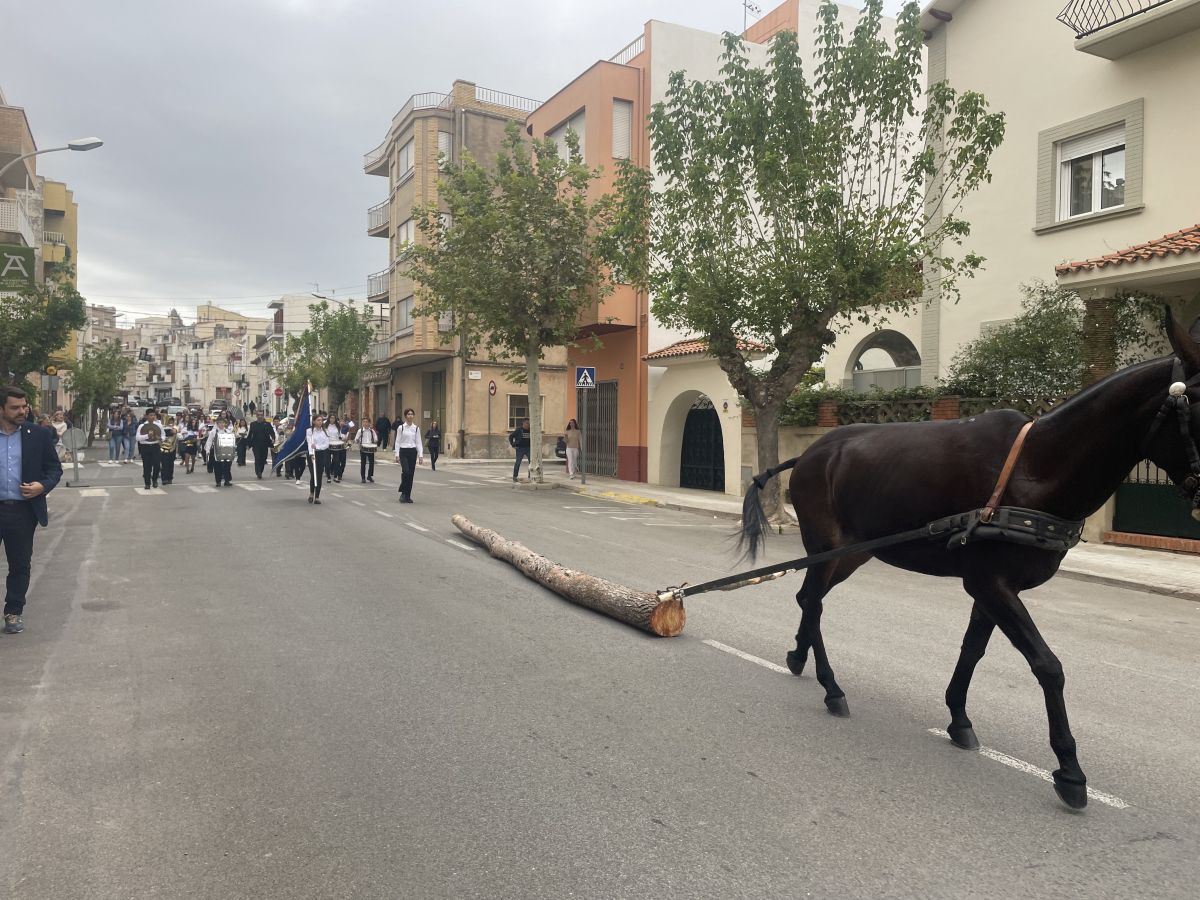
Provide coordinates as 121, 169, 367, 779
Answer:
1, 385, 63, 634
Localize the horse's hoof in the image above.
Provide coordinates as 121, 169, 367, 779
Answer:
1053, 772, 1088, 810
824, 695, 850, 718
785, 650, 807, 676
947, 724, 979, 750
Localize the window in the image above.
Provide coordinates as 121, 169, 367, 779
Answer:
507, 394, 545, 430
397, 139, 414, 179
612, 99, 632, 159
1035, 99, 1142, 232
395, 296, 414, 334
547, 110, 586, 162
395, 218, 415, 258
437, 131, 452, 169
1058, 125, 1125, 219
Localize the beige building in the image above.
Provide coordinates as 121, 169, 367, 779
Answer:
823, 0, 1200, 390
363, 79, 567, 456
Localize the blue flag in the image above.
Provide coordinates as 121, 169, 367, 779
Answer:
273, 385, 311, 471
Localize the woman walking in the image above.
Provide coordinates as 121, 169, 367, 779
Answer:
235, 417, 249, 466
179, 416, 199, 474
355, 419, 378, 483
564, 418, 581, 478
306, 412, 331, 504
426, 420, 442, 472
106, 408, 123, 462
326, 415, 347, 483
394, 408, 423, 504
122, 411, 137, 464
160, 417, 178, 485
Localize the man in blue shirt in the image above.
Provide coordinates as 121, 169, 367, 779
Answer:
0, 385, 63, 634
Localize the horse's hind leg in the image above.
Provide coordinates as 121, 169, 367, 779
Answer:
787, 555, 868, 718
944, 601, 996, 750
966, 573, 1087, 809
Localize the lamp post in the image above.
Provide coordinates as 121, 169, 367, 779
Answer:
0, 137, 104, 182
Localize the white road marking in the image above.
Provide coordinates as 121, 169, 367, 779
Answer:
236, 484, 271, 491
352, 501, 366, 507
926, 729, 1130, 809
644, 522, 696, 527
450, 478, 483, 485
134, 488, 166, 496
375, 510, 394, 519
189, 486, 219, 494
406, 522, 429, 532
702, 639, 791, 675
79, 488, 109, 497
331, 492, 344, 498
447, 539, 476, 552
610, 515, 655, 521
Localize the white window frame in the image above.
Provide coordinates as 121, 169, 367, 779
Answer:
612, 99, 632, 160
394, 218, 415, 259
547, 110, 586, 162
437, 131, 452, 169
397, 138, 415, 181
394, 296, 415, 335
1056, 125, 1125, 221
507, 394, 544, 430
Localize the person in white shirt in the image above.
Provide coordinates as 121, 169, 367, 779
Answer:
355, 420, 378, 484
135, 409, 165, 489
326, 415, 346, 483
306, 412, 332, 504
205, 413, 237, 487
394, 408, 423, 504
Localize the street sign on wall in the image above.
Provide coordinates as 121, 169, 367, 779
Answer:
0, 245, 35, 292
575, 366, 596, 389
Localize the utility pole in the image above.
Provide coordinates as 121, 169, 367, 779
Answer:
743, 0, 761, 33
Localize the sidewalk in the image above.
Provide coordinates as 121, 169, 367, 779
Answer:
436, 455, 1200, 603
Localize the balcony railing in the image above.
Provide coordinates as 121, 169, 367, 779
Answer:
610, 34, 645, 65
367, 268, 390, 300
368, 200, 389, 233
43, 230, 66, 245
364, 92, 453, 171
0, 196, 35, 246
1057, 0, 1177, 37
473, 85, 541, 113
368, 340, 390, 363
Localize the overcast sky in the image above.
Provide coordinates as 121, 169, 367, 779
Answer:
3, 0, 904, 326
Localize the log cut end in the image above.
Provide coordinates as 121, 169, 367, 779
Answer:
648, 597, 686, 638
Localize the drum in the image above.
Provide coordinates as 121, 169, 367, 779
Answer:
214, 431, 237, 462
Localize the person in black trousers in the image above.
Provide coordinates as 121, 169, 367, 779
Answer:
246, 411, 276, 480
355, 420, 378, 483
135, 409, 165, 489
393, 408, 423, 503
1, 385, 63, 635
375, 413, 392, 451
509, 417, 531, 482
426, 420, 442, 471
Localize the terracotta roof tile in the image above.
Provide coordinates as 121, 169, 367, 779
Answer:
1055, 223, 1200, 275
644, 336, 767, 361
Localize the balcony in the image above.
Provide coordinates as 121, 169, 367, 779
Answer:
367, 268, 390, 302
610, 33, 646, 65
368, 340, 390, 363
44, 230, 66, 245
576, 284, 638, 336
0, 105, 37, 190
1057, 0, 1200, 57
364, 91, 453, 175
0, 196, 35, 246
367, 199, 390, 237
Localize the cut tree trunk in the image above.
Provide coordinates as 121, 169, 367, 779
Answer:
451, 514, 685, 637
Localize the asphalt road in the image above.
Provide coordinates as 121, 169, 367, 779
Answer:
2, 455, 1199, 899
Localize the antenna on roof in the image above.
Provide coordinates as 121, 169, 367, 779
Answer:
743, 0, 762, 33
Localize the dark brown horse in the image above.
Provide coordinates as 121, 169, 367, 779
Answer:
740, 315, 1200, 809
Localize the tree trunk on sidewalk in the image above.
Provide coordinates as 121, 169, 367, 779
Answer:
526, 341, 543, 484
752, 401, 787, 522
451, 514, 685, 636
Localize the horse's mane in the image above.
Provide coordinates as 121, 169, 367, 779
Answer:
1038, 355, 1170, 424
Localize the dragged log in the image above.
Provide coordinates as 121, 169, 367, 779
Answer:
451, 514, 685, 637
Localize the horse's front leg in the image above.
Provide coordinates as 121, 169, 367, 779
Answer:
945, 601, 996, 750
967, 575, 1087, 809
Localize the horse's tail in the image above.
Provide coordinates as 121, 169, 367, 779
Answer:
738, 457, 801, 563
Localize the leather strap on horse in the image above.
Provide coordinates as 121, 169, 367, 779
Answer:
980, 421, 1034, 524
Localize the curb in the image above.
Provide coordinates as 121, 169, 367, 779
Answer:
1054, 568, 1200, 603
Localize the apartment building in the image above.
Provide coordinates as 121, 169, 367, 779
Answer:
526, 0, 869, 492
363, 79, 567, 456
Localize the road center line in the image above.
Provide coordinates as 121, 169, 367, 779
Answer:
375, 510, 394, 518
446, 539, 476, 551
925, 728, 1129, 809
702, 639, 791, 674
352, 500, 366, 507
406, 522, 429, 532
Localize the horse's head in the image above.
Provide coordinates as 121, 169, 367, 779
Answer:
1142, 312, 1200, 520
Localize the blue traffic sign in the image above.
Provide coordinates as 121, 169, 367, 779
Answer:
575, 366, 596, 389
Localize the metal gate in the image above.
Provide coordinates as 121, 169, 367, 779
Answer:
1114, 461, 1200, 540
580, 380, 618, 477
679, 397, 725, 491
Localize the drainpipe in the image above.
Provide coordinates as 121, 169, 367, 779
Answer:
457, 106, 468, 457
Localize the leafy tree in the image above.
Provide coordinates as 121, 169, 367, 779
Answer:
0, 271, 87, 395
404, 122, 612, 482
63, 340, 132, 444
270, 300, 374, 411
940, 281, 1168, 397
609, 0, 1004, 517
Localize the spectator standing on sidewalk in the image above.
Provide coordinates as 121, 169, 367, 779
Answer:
564, 418, 581, 478
0, 386, 63, 635
394, 408, 422, 504
509, 418, 531, 483
426, 420, 441, 472
136, 409, 165, 489
355, 419, 378, 483
246, 410, 276, 480
121, 411, 136, 463
375, 412, 391, 451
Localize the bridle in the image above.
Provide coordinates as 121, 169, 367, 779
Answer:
1140, 358, 1200, 520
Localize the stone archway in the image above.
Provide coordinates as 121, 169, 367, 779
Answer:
679, 395, 725, 491
843, 329, 922, 390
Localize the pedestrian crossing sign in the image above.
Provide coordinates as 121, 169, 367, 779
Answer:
575, 366, 596, 389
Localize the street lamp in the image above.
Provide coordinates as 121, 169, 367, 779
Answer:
0, 136, 104, 181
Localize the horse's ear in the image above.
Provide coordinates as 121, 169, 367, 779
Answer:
1164, 307, 1200, 375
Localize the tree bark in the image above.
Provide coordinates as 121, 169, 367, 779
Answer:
752, 401, 787, 522
526, 341, 543, 483
1081, 291, 1117, 387
451, 514, 685, 637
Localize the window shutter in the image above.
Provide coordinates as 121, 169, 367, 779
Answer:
1058, 124, 1124, 163
437, 131, 452, 164
612, 100, 632, 159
